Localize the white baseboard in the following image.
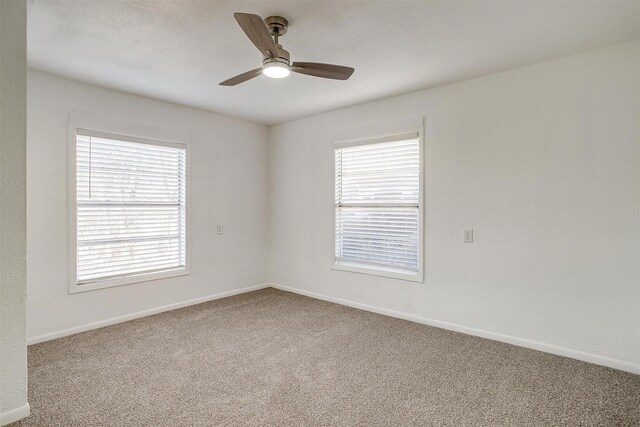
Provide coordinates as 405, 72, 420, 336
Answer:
27, 283, 270, 345
269, 283, 640, 375
1, 403, 30, 426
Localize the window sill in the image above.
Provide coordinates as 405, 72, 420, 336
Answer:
332, 262, 423, 283
69, 267, 190, 294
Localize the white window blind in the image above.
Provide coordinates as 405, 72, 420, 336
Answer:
335, 134, 420, 274
75, 131, 186, 285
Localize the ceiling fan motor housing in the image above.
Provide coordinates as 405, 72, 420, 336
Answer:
264, 44, 290, 66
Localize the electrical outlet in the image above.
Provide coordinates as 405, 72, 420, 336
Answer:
464, 229, 473, 243
217, 225, 224, 235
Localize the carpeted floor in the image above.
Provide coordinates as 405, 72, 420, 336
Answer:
12, 288, 640, 426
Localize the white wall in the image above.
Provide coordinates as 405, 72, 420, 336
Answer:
26, 70, 270, 341
0, 0, 29, 424
269, 41, 640, 371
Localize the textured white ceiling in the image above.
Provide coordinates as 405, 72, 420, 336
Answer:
27, 1, 640, 125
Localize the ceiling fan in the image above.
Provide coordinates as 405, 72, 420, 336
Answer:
220, 13, 355, 86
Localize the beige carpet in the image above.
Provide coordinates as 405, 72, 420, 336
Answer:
12, 288, 640, 426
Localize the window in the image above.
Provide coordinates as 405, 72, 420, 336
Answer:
71, 129, 188, 292
334, 133, 422, 281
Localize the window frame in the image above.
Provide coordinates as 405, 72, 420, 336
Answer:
332, 119, 425, 283
67, 120, 191, 294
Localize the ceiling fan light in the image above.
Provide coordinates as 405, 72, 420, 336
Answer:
263, 62, 290, 78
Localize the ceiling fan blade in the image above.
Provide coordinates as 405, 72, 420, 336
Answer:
219, 67, 263, 86
234, 13, 279, 59
291, 62, 354, 80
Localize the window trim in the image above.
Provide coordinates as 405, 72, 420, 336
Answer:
332, 118, 425, 283
67, 115, 191, 294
